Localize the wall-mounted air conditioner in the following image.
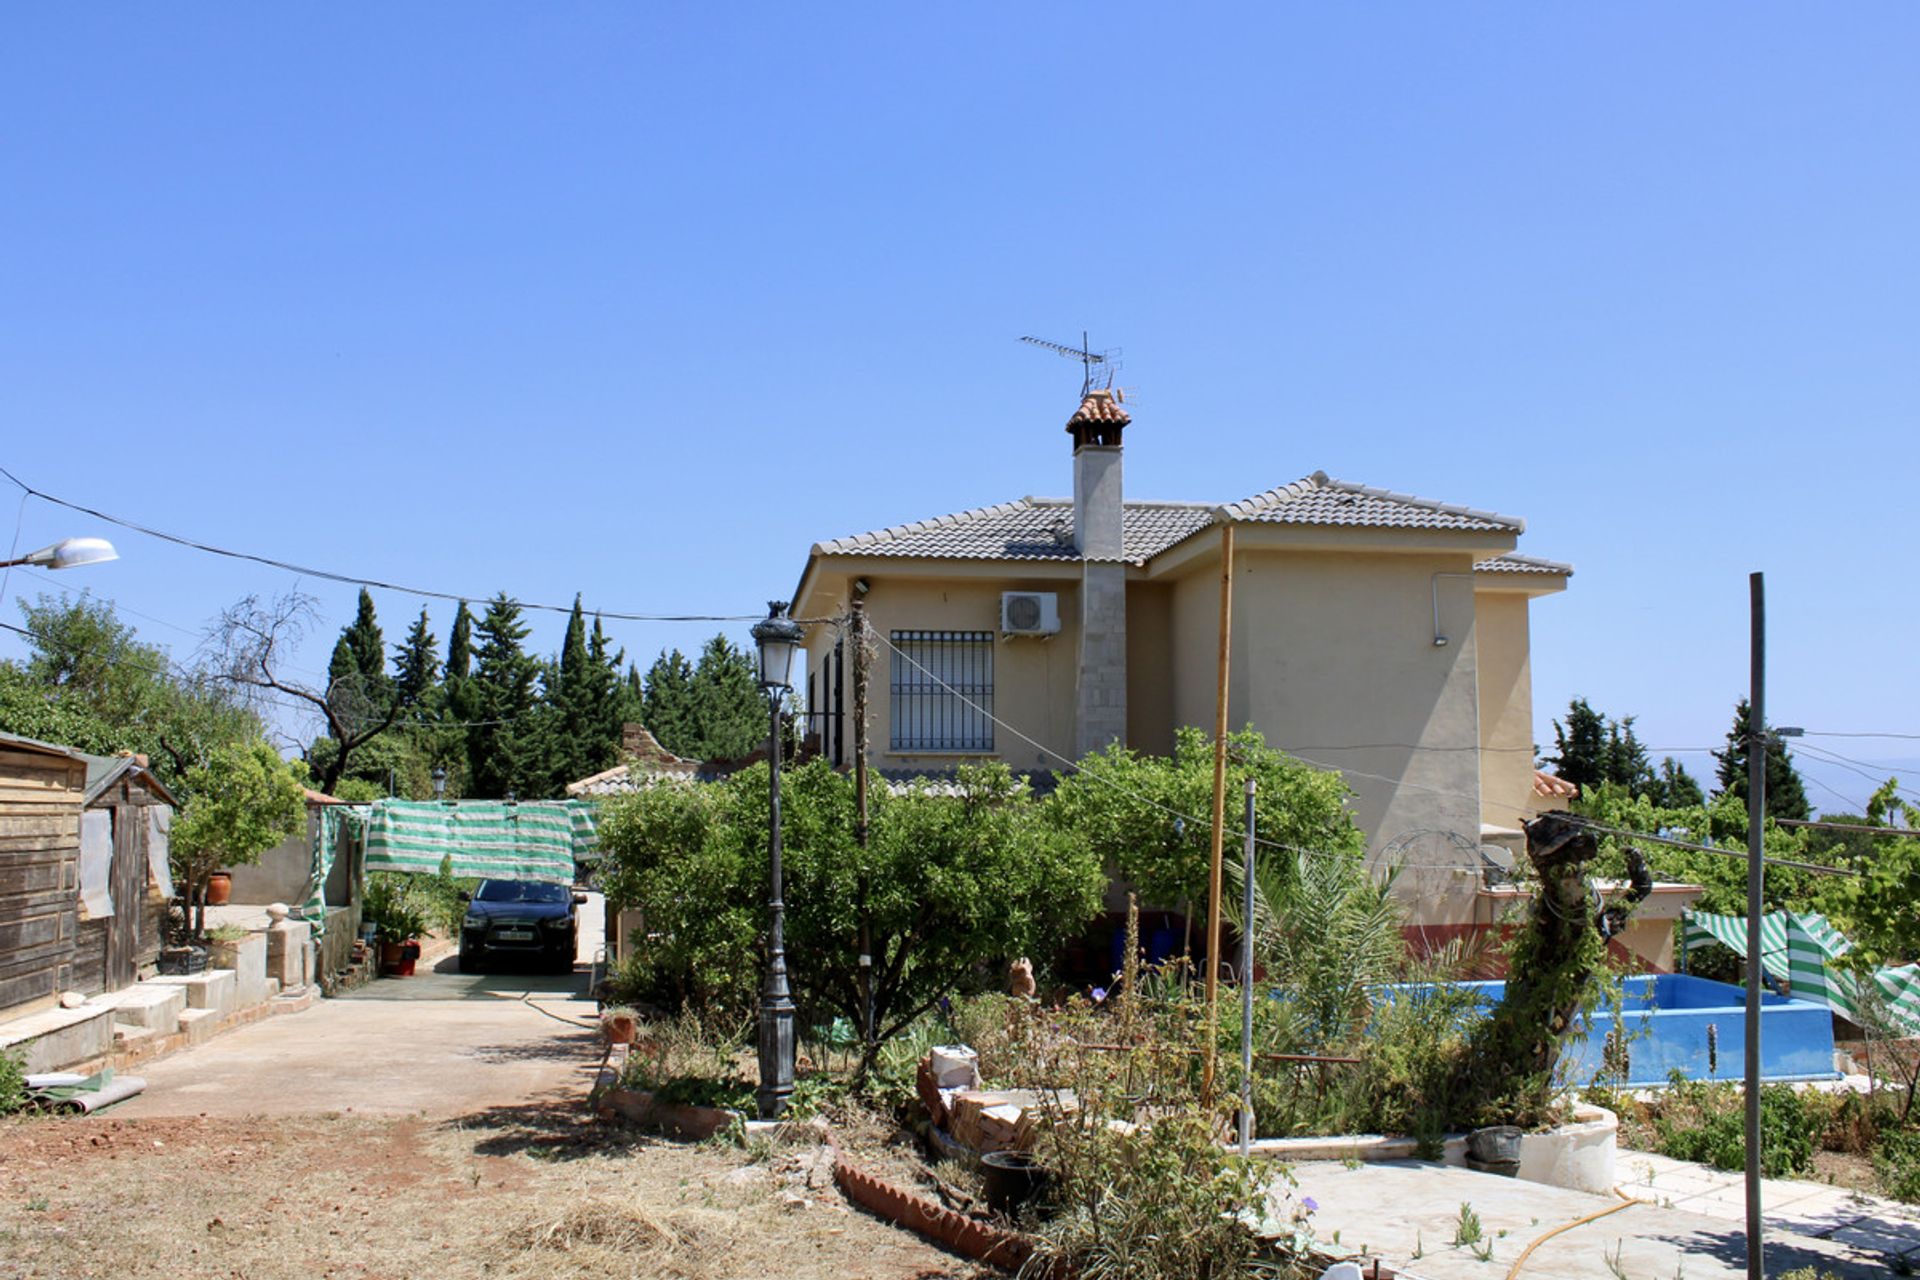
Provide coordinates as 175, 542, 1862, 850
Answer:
1000, 591, 1061, 636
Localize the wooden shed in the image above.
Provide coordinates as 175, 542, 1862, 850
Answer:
74, 752, 176, 994
0, 732, 88, 1019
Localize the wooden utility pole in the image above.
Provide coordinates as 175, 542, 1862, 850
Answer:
1744, 572, 1767, 1280
1202, 522, 1236, 1103
851, 594, 875, 1045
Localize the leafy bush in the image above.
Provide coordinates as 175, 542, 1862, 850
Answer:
597, 759, 1106, 1067
0, 1047, 25, 1116
362, 873, 430, 943
1651, 1079, 1815, 1178
1874, 1126, 1920, 1203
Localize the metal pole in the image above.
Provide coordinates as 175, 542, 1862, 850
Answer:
757, 689, 796, 1119
1203, 522, 1236, 1103
1744, 571, 1766, 1280
1239, 777, 1257, 1157
851, 597, 874, 1046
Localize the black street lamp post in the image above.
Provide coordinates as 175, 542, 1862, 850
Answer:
751, 601, 803, 1119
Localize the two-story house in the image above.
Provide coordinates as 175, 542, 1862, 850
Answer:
790, 389, 1570, 928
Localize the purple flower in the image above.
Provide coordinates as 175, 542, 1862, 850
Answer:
1301, 1197, 1319, 1213
1091, 987, 1108, 1003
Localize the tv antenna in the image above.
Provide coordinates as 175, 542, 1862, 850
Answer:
1021, 332, 1122, 398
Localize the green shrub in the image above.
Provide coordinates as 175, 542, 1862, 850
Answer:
362, 872, 430, 943
1652, 1079, 1814, 1178
1874, 1126, 1920, 1203
0, 1047, 25, 1116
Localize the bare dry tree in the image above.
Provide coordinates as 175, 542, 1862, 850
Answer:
205, 590, 401, 794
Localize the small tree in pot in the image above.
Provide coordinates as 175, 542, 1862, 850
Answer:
170, 739, 306, 937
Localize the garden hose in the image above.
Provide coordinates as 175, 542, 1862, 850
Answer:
1503, 1187, 1642, 1280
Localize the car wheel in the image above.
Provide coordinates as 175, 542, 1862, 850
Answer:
458, 947, 480, 974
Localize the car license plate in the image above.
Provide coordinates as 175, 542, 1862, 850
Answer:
497, 928, 534, 941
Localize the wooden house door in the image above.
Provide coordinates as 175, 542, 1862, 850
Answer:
105, 805, 143, 989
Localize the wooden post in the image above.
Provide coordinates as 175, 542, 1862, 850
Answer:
1202, 522, 1235, 1103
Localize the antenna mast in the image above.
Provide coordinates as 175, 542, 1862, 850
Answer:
1020, 331, 1122, 398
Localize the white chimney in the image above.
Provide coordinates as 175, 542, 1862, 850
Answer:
1067, 390, 1129, 757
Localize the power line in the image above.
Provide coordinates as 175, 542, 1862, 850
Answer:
0, 464, 758, 624
1804, 731, 1920, 742
1563, 817, 1858, 878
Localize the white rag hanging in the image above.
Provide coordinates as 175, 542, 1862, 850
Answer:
79, 809, 114, 918
146, 806, 176, 899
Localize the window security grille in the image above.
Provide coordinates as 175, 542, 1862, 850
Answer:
889, 630, 993, 752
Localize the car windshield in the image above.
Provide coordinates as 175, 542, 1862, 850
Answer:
474, 880, 570, 904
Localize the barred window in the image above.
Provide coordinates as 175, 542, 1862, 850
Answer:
890, 631, 994, 752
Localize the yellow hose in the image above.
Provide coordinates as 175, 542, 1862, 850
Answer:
1504, 1187, 1642, 1280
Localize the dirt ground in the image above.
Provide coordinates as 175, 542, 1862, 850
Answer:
0, 1100, 988, 1280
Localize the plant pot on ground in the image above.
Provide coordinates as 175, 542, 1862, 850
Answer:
205, 873, 232, 906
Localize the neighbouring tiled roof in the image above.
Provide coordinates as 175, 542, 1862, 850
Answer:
813, 499, 1215, 567
566, 757, 703, 797
1475, 553, 1575, 576
1218, 472, 1523, 533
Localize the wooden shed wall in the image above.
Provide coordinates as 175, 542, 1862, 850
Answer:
0, 745, 86, 1018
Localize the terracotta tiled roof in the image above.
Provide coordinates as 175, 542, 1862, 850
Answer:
1533, 770, 1579, 800
813, 498, 1214, 567
815, 471, 1528, 567
1217, 472, 1523, 533
1476, 553, 1575, 576
1067, 389, 1130, 427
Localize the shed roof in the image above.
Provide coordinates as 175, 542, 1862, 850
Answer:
0, 730, 90, 765
79, 752, 178, 808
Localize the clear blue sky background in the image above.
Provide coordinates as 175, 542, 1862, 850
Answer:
3, 6, 1915, 812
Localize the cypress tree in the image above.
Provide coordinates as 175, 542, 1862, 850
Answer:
334, 589, 390, 698
1712, 698, 1810, 821
445, 602, 475, 684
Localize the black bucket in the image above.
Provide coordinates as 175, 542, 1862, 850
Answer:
980, 1150, 1051, 1215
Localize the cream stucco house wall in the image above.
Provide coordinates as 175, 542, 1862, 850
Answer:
790, 390, 1569, 928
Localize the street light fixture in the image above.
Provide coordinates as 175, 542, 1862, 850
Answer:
750, 600, 804, 1119
432, 766, 448, 801
0, 537, 119, 571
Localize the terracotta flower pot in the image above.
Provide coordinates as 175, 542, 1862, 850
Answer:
206, 873, 232, 906
601, 1011, 639, 1045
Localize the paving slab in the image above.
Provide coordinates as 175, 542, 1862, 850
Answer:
1281, 1160, 1896, 1279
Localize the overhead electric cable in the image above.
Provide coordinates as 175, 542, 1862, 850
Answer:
0, 464, 756, 624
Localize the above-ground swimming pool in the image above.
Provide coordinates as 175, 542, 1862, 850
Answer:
1395, 973, 1839, 1088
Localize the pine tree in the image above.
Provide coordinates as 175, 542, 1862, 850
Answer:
539, 597, 626, 792
393, 607, 439, 709
686, 634, 767, 761
641, 648, 699, 757
1647, 756, 1705, 808
1603, 717, 1653, 794
1549, 698, 1610, 793
1712, 698, 1810, 821
466, 594, 542, 798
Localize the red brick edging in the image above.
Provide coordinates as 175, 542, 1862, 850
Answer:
826, 1130, 1034, 1272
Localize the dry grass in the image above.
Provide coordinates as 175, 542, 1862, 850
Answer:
0, 1104, 983, 1280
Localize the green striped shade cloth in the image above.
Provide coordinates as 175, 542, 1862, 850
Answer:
1684, 909, 1920, 1034
363, 800, 596, 882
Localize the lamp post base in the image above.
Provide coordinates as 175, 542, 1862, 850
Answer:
756, 983, 796, 1119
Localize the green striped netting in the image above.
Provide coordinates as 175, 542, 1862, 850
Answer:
296, 799, 602, 938
1684, 909, 1920, 1034
363, 800, 598, 882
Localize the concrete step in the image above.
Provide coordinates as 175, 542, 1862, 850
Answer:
177, 1007, 220, 1046
88, 983, 186, 1035
112, 1021, 157, 1049
148, 969, 237, 1019
0, 1003, 115, 1074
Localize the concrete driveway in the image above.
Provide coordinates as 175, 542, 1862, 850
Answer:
111, 894, 607, 1119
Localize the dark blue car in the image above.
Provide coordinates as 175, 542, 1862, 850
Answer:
458, 879, 582, 974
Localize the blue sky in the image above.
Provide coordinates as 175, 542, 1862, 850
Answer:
2, 5, 1915, 811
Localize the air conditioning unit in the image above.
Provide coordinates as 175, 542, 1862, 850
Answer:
1000, 591, 1060, 636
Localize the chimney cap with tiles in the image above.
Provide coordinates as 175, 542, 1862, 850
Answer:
1066, 388, 1130, 450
